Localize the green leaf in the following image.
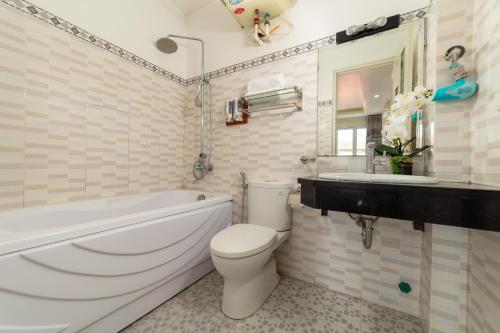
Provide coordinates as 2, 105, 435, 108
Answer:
406, 145, 432, 158
375, 144, 399, 156
401, 137, 417, 152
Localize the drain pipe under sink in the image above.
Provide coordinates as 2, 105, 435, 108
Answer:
348, 213, 379, 249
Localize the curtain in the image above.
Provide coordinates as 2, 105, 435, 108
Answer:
366, 114, 382, 145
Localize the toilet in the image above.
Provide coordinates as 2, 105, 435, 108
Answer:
210, 180, 293, 319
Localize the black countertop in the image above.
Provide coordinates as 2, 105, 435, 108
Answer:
298, 177, 500, 232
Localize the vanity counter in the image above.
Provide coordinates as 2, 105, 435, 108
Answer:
298, 177, 500, 232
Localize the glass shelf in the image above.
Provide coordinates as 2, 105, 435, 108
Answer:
243, 86, 302, 114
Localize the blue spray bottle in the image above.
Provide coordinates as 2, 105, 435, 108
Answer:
432, 45, 478, 102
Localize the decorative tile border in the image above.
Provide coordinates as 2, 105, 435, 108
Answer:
187, 8, 428, 85
0, 0, 188, 85
1, 0, 427, 86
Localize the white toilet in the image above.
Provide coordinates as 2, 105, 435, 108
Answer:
210, 180, 293, 319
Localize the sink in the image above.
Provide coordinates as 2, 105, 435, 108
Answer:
318, 172, 439, 184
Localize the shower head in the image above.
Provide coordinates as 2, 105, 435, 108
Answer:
155, 37, 178, 54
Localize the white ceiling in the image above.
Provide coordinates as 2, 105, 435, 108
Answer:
168, 0, 214, 15
336, 63, 394, 114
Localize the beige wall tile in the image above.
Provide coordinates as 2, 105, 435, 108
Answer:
0, 1, 187, 207
0, 4, 25, 210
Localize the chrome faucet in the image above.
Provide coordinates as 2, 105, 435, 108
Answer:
366, 141, 388, 174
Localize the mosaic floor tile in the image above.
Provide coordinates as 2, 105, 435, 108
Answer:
360, 301, 422, 333
123, 271, 422, 333
295, 317, 347, 333
304, 285, 361, 332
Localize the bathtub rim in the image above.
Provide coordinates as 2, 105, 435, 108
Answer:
0, 190, 233, 257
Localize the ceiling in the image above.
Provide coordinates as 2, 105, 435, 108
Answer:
168, 0, 214, 15
336, 63, 394, 115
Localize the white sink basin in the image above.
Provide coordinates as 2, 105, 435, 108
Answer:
318, 172, 439, 184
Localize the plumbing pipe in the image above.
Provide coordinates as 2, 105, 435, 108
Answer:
348, 213, 378, 249
361, 220, 375, 249
240, 172, 248, 223
264, 13, 273, 41
254, 17, 264, 46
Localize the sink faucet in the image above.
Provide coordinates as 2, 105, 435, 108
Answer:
366, 141, 388, 173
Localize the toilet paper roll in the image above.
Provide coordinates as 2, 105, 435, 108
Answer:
287, 189, 302, 208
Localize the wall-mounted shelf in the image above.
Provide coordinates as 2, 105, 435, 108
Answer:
243, 86, 302, 115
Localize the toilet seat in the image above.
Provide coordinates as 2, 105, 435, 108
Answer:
210, 224, 277, 259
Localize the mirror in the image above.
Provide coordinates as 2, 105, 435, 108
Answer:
318, 20, 426, 157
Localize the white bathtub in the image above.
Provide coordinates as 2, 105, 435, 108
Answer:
0, 190, 233, 333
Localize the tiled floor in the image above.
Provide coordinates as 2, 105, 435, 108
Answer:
122, 271, 422, 333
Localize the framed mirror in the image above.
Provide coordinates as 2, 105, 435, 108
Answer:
317, 20, 426, 157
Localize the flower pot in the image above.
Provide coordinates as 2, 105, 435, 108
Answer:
400, 163, 413, 175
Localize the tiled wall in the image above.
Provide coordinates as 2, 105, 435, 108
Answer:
0, 2, 186, 210
467, 0, 500, 332
317, 102, 333, 156
183, 52, 318, 225
468, 230, 500, 333
419, 1, 473, 332
424, 0, 473, 183
182, 52, 424, 316
429, 225, 469, 333
421, 1, 500, 332
469, 0, 500, 187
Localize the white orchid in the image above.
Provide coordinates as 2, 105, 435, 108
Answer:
383, 123, 408, 142
381, 86, 432, 143
393, 94, 406, 104
414, 86, 429, 98
387, 113, 408, 126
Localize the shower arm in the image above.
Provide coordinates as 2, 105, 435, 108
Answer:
166, 34, 205, 80
167, 35, 206, 155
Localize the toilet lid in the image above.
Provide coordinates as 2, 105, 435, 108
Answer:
210, 224, 277, 259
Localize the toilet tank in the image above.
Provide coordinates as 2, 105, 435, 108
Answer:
248, 180, 293, 231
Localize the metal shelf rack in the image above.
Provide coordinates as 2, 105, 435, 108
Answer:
243, 86, 302, 115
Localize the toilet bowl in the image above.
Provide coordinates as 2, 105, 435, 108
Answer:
209, 180, 293, 319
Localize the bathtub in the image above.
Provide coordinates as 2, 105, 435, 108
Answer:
0, 190, 232, 333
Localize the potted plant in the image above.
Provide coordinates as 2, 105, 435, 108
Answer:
378, 86, 433, 175
376, 137, 431, 175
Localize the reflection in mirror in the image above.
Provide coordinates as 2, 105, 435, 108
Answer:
318, 20, 425, 157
